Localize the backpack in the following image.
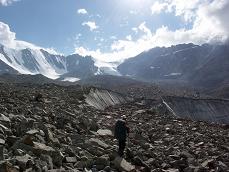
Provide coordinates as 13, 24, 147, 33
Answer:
114, 119, 127, 141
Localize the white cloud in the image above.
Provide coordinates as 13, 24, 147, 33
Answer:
82, 21, 98, 31
138, 22, 152, 37
167, 0, 205, 22
132, 27, 138, 33
0, 0, 19, 6
0, 21, 16, 46
151, 1, 168, 15
150, 0, 205, 22
74, 33, 82, 43
77, 8, 88, 14
110, 36, 117, 40
75, 0, 229, 64
0, 21, 60, 54
96, 14, 101, 18
126, 35, 132, 41
130, 10, 138, 15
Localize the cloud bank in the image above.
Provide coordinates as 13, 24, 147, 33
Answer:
82, 21, 98, 31
75, 0, 229, 63
77, 8, 88, 15
0, 21, 59, 54
0, 0, 19, 6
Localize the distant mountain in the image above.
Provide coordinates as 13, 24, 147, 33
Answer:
0, 44, 97, 80
61, 54, 97, 79
1, 42, 229, 93
118, 43, 229, 89
190, 43, 229, 89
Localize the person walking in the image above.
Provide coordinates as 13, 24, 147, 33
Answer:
114, 115, 130, 157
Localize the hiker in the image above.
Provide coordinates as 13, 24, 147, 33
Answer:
35, 93, 43, 102
114, 115, 130, 156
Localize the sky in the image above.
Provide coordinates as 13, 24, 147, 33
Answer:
0, 0, 229, 63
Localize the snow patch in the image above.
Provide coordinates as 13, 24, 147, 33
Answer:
94, 60, 121, 76
150, 66, 160, 69
172, 46, 199, 54
164, 73, 182, 77
62, 77, 80, 82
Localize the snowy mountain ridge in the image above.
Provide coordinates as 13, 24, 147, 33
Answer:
0, 44, 100, 79
0, 45, 66, 79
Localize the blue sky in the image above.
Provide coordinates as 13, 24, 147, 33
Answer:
0, 0, 228, 61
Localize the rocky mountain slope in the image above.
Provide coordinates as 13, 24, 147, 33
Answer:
78, 75, 204, 99
78, 75, 162, 99
118, 43, 229, 89
0, 82, 229, 171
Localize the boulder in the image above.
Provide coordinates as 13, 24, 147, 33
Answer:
88, 138, 109, 149
21, 135, 34, 146
90, 120, 99, 131
0, 114, 11, 123
162, 169, 179, 172
40, 154, 53, 170
0, 138, 5, 145
26, 129, 40, 136
15, 154, 33, 171
64, 157, 77, 163
95, 155, 110, 170
30, 142, 55, 154
0, 124, 8, 131
201, 159, 215, 169
183, 166, 205, 172
97, 129, 113, 136
113, 157, 135, 171
0, 161, 19, 172
0, 146, 4, 161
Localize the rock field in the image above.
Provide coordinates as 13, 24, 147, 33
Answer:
0, 83, 229, 172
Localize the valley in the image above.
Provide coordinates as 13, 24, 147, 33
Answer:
0, 82, 229, 171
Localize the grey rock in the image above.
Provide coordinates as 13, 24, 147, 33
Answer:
0, 124, 8, 131
201, 159, 215, 168
113, 157, 135, 172
0, 114, 11, 123
163, 169, 179, 172
52, 151, 64, 168
184, 166, 207, 172
0, 161, 19, 172
89, 138, 109, 149
15, 154, 33, 171
95, 155, 110, 170
65, 157, 77, 163
41, 154, 53, 170
0, 138, 5, 145
0, 146, 4, 160
97, 129, 113, 136
103, 166, 111, 172
26, 129, 40, 135
90, 120, 99, 131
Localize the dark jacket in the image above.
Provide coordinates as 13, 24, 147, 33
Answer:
114, 119, 129, 141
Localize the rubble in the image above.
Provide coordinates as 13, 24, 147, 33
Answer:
0, 83, 228, 171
